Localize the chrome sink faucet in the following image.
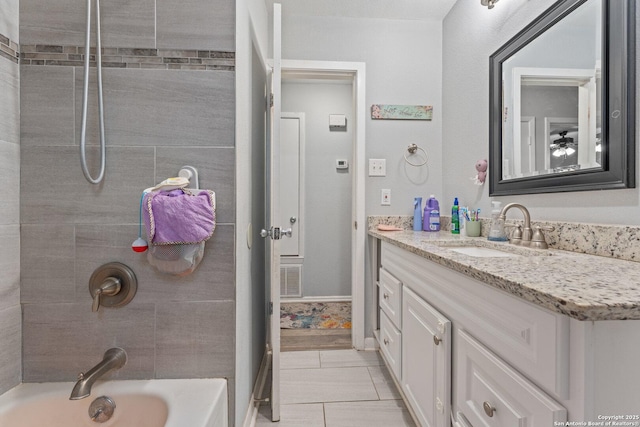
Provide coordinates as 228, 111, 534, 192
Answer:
498, 203, 554, 249
69, 348, 127, 400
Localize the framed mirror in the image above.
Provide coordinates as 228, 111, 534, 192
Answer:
489, 0, 635, 195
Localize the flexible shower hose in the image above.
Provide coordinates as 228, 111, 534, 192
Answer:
80, 0, 106, 184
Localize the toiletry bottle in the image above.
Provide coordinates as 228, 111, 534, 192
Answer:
413, 197, 423, 231
451, 198, 460, 234
423, 195, 440, 232
488, 200, 508, 241
459, 206, 468, 236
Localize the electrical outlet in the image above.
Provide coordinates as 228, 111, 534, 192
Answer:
381, 189, 391, 205
369, 159, 386, 176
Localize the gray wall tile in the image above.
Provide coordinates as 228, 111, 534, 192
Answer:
75, 224, 235, 303
0, 141, 19, 223
0, 306, 21, 394
20, 66, 75, 147
0, 59, 19, 145
0, 0, 19, 42
156, 147, 236, 223
156, 0, 235, 51
20, 0, 155, 48
22, 302, 155, 382
21, 224, 75, 303
155, 301, 235, 378
21, 146, 155, 224
0, 225, 20, 311
75, 68, 235, 147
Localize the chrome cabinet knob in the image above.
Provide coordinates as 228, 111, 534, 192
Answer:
282, 228, 293, 238
383, 338, 389, 345
433, 335, 442, 346
383, 293, 389, 300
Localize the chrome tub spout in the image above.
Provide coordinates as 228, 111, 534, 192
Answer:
69, 348, 127, 400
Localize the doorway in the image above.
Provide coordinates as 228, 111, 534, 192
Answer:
277, 60, 366, 352
279, 73, 354, 350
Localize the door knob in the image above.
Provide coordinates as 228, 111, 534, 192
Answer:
281, 228, 293, 238
289, 217, 297, 224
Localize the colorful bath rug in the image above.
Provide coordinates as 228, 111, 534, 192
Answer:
280, 302, 352, 329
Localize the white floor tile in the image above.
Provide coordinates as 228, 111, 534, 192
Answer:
368, 366, 402, 400
281, 366, 379, 404
324, 400, 416, 427
319, 349, 383, 368
280, 350, 321, 370
256, 403, 325, 427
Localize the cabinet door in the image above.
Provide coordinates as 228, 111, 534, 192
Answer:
402, 287, 451, 427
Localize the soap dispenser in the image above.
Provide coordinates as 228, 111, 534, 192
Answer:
487, 201, 508, 241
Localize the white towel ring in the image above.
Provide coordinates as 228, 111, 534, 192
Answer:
404, 143, 428, 167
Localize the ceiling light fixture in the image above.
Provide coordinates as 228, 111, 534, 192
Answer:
481, 0, 499, 9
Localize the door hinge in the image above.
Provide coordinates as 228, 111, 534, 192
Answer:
354, 221, 358, 230
269, 302, 273, 315
269, 93, 274, 108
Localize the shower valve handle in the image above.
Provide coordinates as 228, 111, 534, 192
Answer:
92, 277, 121, 312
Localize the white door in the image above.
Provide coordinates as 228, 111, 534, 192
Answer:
280, 113, 304, 257
263, 3, 283, 422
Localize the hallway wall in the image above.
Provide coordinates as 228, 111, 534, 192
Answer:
282, 81, 353, 297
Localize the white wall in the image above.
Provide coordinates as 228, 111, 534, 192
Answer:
282, 81, 352, 297
279, 13, 445, 216
442, 0, 640, 225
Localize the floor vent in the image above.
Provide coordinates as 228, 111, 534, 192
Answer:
280, 264, 302, 297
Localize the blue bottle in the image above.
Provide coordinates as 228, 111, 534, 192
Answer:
423, 195, 440, 232
413, 197, 423, 231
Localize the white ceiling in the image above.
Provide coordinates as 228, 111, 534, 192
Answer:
266, 0, 458, 21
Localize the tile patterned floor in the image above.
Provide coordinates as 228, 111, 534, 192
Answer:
255, 349, 416, 427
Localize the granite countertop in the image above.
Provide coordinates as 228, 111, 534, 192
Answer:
369, 228, 640, 321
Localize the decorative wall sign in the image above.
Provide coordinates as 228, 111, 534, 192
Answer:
371, 104, 433, 120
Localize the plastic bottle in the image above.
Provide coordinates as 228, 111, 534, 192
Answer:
423, 195, 440, 232
413, 197, 423, 231
488, 200, 508, 241
451, 197, 460, 234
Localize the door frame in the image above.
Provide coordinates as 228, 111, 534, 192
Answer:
281, 59, 366, 350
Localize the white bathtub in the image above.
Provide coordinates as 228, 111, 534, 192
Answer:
0, 378, 227, 427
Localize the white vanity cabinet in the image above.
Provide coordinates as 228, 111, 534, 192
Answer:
377, 241, 569, 427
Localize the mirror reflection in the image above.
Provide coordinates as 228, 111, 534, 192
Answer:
501, 0, 601, 180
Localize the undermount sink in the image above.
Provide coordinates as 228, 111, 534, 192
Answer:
448, 246, 521, 258
433, 239, 554, 257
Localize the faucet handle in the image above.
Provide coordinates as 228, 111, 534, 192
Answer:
530, 225, 555, 249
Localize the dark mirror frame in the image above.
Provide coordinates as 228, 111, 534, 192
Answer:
489, 0, 635, 196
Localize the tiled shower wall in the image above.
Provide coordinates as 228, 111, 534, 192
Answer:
18, 0, 237, 414
0, 0, 22, 396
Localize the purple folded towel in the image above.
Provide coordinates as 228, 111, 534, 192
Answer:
143, 189, 216, 245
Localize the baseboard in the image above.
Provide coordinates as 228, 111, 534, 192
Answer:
242, 347, 271, 427
281, 295, 352, 303
364, 336, 378, 350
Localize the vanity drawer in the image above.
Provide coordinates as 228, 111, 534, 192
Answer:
379, 311, 402, 380
379, 267, 402, 329
455, 328, 566, 427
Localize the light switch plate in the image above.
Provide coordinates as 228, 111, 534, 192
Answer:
369, 159, 386, 176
